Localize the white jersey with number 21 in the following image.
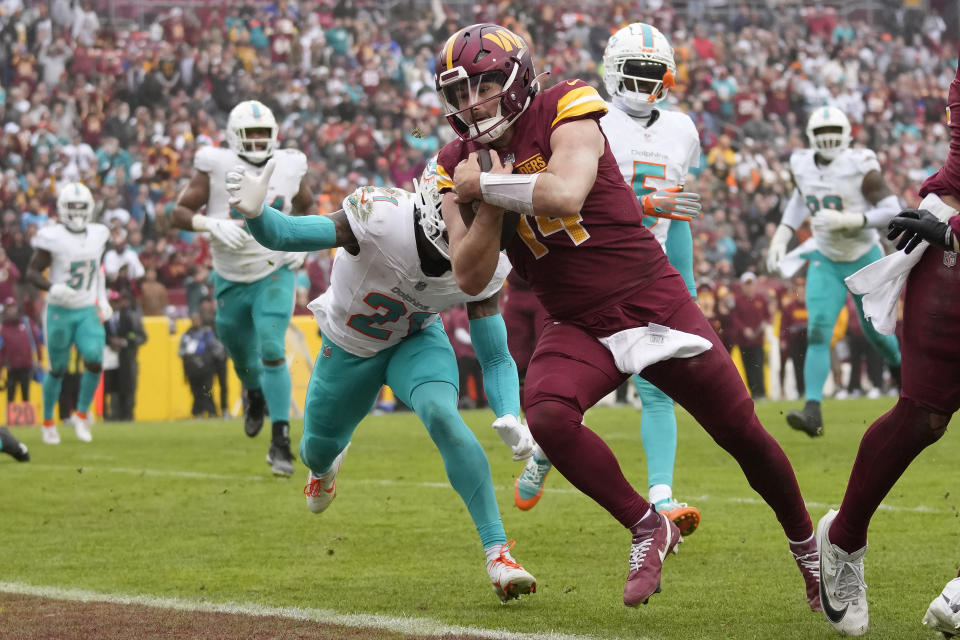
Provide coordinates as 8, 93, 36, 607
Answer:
308, 186, 512, 358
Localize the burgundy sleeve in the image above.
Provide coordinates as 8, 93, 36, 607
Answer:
920, 45, 960, 200
949, 214, 960, 239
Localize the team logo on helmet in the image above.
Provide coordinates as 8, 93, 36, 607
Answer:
435, 23, 540, 143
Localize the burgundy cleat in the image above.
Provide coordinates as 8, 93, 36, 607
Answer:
623, 509, 681, 607
790, 535, 822, 612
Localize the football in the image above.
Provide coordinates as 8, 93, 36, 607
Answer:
457, 148, 520, 249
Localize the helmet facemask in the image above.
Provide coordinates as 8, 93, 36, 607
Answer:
63, 202, 92, 233
609, 58, 673, 113
226, 100, 279, 165
439, 68, 521, 144
809, 125, 849, 161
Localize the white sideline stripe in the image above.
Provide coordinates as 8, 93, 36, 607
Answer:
30, 464, 952, 515
0, 582, 639, 640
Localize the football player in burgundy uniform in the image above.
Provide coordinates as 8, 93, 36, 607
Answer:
815, 49, 960, 637
432, 23, 820, 610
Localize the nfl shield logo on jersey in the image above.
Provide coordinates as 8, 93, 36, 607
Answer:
944, 251, 957, 268
322, 344, 332, 358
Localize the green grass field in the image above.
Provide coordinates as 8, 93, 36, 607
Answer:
4, 398, 958, 640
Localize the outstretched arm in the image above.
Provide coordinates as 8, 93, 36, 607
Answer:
246, 206, 357, 253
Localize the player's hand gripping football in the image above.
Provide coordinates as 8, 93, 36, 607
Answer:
226, 160, 276, 219
452, 150, 513, 204
887, 208, 959, 254
492, 414, 535, 461
641, 186, 702, 221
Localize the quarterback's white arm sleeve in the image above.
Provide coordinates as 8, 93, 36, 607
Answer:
479, 172, 539, 215
780, 189, 808, 230
862, 195, 901, 228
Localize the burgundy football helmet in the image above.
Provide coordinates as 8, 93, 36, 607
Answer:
435, 23, 539, 143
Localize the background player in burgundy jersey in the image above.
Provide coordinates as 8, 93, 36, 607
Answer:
815, 49, 960, 637
433, 22, 821, 610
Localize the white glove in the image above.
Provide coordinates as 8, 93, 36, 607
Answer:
225, 160, 275, 218
98, 297, 114, 323
766, 224, 793, 275
641, 186, 702, 221
48, 283, 83, 307
811, 210, 865, 233
191, 214, 247, 250
492, 414, 535, 461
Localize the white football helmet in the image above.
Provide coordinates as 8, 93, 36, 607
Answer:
806, 106, 851, 161
226, 100, 278, 164
603, 23, 677, 112
57, 182, 95, 233
415, 155, 447, 258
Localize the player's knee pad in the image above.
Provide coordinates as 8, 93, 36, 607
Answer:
48, 368, 67, 379
890, 397, 950, 446
525, 399, 579, 449
259, 338, 285, 364
84, 361, 102, 374
807, 320, 832, 346
298, 431, 345, 473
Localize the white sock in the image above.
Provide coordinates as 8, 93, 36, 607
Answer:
788, 532, 816, 546
532, 443, 547, 462
649, 484, 672, 506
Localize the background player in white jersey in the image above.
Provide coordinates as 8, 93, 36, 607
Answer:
27, 183, 112, 444
768, 106, 901, 437
224, 157, 537, 603
513, 23, 704, 537
172, 100, 314, 476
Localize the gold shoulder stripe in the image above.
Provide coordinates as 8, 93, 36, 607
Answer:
555, 86, 597, 113
552, 89, 607, 127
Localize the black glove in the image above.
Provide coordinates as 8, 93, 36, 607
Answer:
887, 209, 956, 254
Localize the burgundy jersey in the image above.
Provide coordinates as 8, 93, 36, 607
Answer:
921, 45, 960, 200
437, 80, 673, 324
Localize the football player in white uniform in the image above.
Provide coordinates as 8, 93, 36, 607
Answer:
224, 157, 538, 603
172, 100, 314, 476
512, 22, 704, 538
768, 106, 901, 437
27, 182, 112, 444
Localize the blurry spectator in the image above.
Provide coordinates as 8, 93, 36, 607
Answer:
0, 247, 19, 301
442, 305, 485, 410
199, 297, 228, 417
184, 264, 211, 315
779, 276, 808, 399
842, 295, 884, 400
179, 312, 223, 418
138, 267, 168, 316
5, 230, 31, 282
102, 193, 132, 229
103, 228, 145, 283
104, 290, 146, 421
731, 271, 769, 399
0, 296, 42, 403
37, 37, 72, 86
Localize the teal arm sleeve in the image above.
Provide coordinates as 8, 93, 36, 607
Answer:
244, 205, 338, 252
469, 313, 521, 418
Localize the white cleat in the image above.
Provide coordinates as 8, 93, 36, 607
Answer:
923, 577, 960, 638
71, 413, 93, 442
42, 425, 61, 445
486, 541, 537, 603
817, 509, 869, 636
303, 444, 349, 514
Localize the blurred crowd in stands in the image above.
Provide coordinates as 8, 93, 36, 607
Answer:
0, 0, 956, 402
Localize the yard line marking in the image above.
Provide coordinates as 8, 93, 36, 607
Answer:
29, 464, 954, 515
0, 581, 643, 640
